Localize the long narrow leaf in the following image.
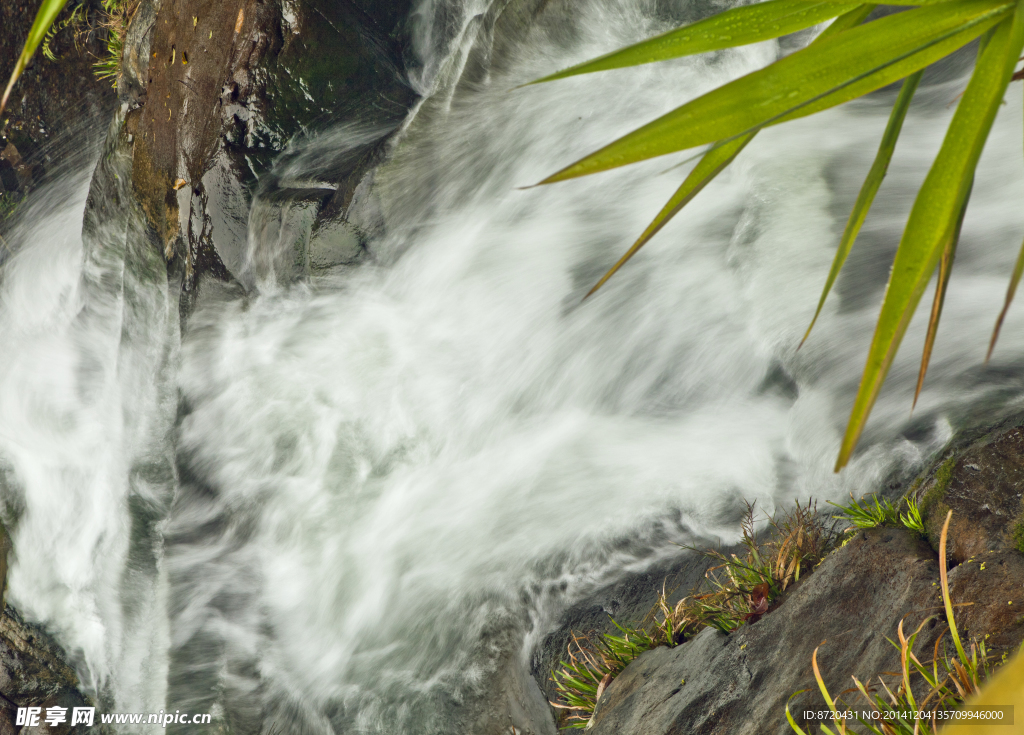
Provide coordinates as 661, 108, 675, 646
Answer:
986, 230, 1024, 360
585, 132, 755, 298
530, 0, 962, 86
1, 0, 69, 116
531, 0, 861, 84
835, 3, 1024, 470
939, 511, 969, 663
811, 647, 844, 730
584, 5, 879, 298
800, 69, 923, 347
913, 179, 970, 407
537, 0, 1010, 185
785, 691, 813, 735
817, 3, 878, 38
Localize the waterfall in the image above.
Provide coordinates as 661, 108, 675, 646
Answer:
2, 1, 1024, 733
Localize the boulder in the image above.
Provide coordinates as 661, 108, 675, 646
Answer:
586, 529, 944, 735
543, 419, 1024, 734
121, 0, 419, 315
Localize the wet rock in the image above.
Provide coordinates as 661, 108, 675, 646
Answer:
586, 529, 944, 735
128, 0, 277, 257
121, 0, 418, 316
539, 417, 1024, 734
947, 550, 1024, 658
531, 550, 722, 712
0, 607, 96, 735
912, 422, 1024, 561
307, 217, 363, 273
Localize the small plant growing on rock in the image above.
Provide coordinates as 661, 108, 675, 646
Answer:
672, 501, 844, 635
42, 1, 142, 87
549, 623, 664, 729
91, 0, 142, 86
785, 511, 1000, 734
831, 494, 925, 534
550, 501, 842, 729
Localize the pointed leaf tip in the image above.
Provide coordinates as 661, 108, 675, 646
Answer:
586, 133, 756, 299
0, 0, 70, 118
835, 3, 1024, 471
913, 191, 965, 410
801, 70, 922, 349
986, 234, 1024, 361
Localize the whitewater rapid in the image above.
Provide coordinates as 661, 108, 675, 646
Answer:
2, 0, 1024, 732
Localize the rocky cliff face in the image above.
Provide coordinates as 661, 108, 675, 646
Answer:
117, 0, 419, 319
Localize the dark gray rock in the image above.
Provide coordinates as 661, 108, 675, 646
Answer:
912, 422, 1024, 562
947, 550, 1024, 659
531, 548, 723, 712
586, 529, 945, 735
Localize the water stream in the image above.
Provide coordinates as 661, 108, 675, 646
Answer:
2, 0, 1024, 733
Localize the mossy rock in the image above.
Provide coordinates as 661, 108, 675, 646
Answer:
910, 424, 1024, 561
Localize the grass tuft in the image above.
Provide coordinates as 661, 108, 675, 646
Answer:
671, 500, 844, 635
550, 623, 663, 729
550, 500, 843, 729
92, 0, 140, 86
40, 0, 141, 88
786, 511, 1011, 735
830, 494, 925, 534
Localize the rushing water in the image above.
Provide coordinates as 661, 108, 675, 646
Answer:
3, 0, 1024, 733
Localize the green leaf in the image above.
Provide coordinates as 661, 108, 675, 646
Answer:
835, 4, 1024, 471
584, 4, 878, 298
1, 0, 70, 116
537, 0, 1011, 185
913, 180, 969, 407
815, 3, 878, 38
987, 231, 1024, 361
800, 69, 923, 348
585, 132, 755, 298
530, 0, 862, 85
784, 690, 813, 735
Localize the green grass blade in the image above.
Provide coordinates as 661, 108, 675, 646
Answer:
986, 230, 1024, 361
785, 691, 813, 735
800, 69, 923, 348
816, 3, 878, 39
1, 0, 70, 116
913, 179, 970, 408
537, 0, 1010, 185
530, 0, 862, 84
835, 5, 1024, 471
939, 511, 970, 663
585, 132, 755, 298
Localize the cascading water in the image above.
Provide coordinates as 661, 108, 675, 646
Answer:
2, 0, 1024, 733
